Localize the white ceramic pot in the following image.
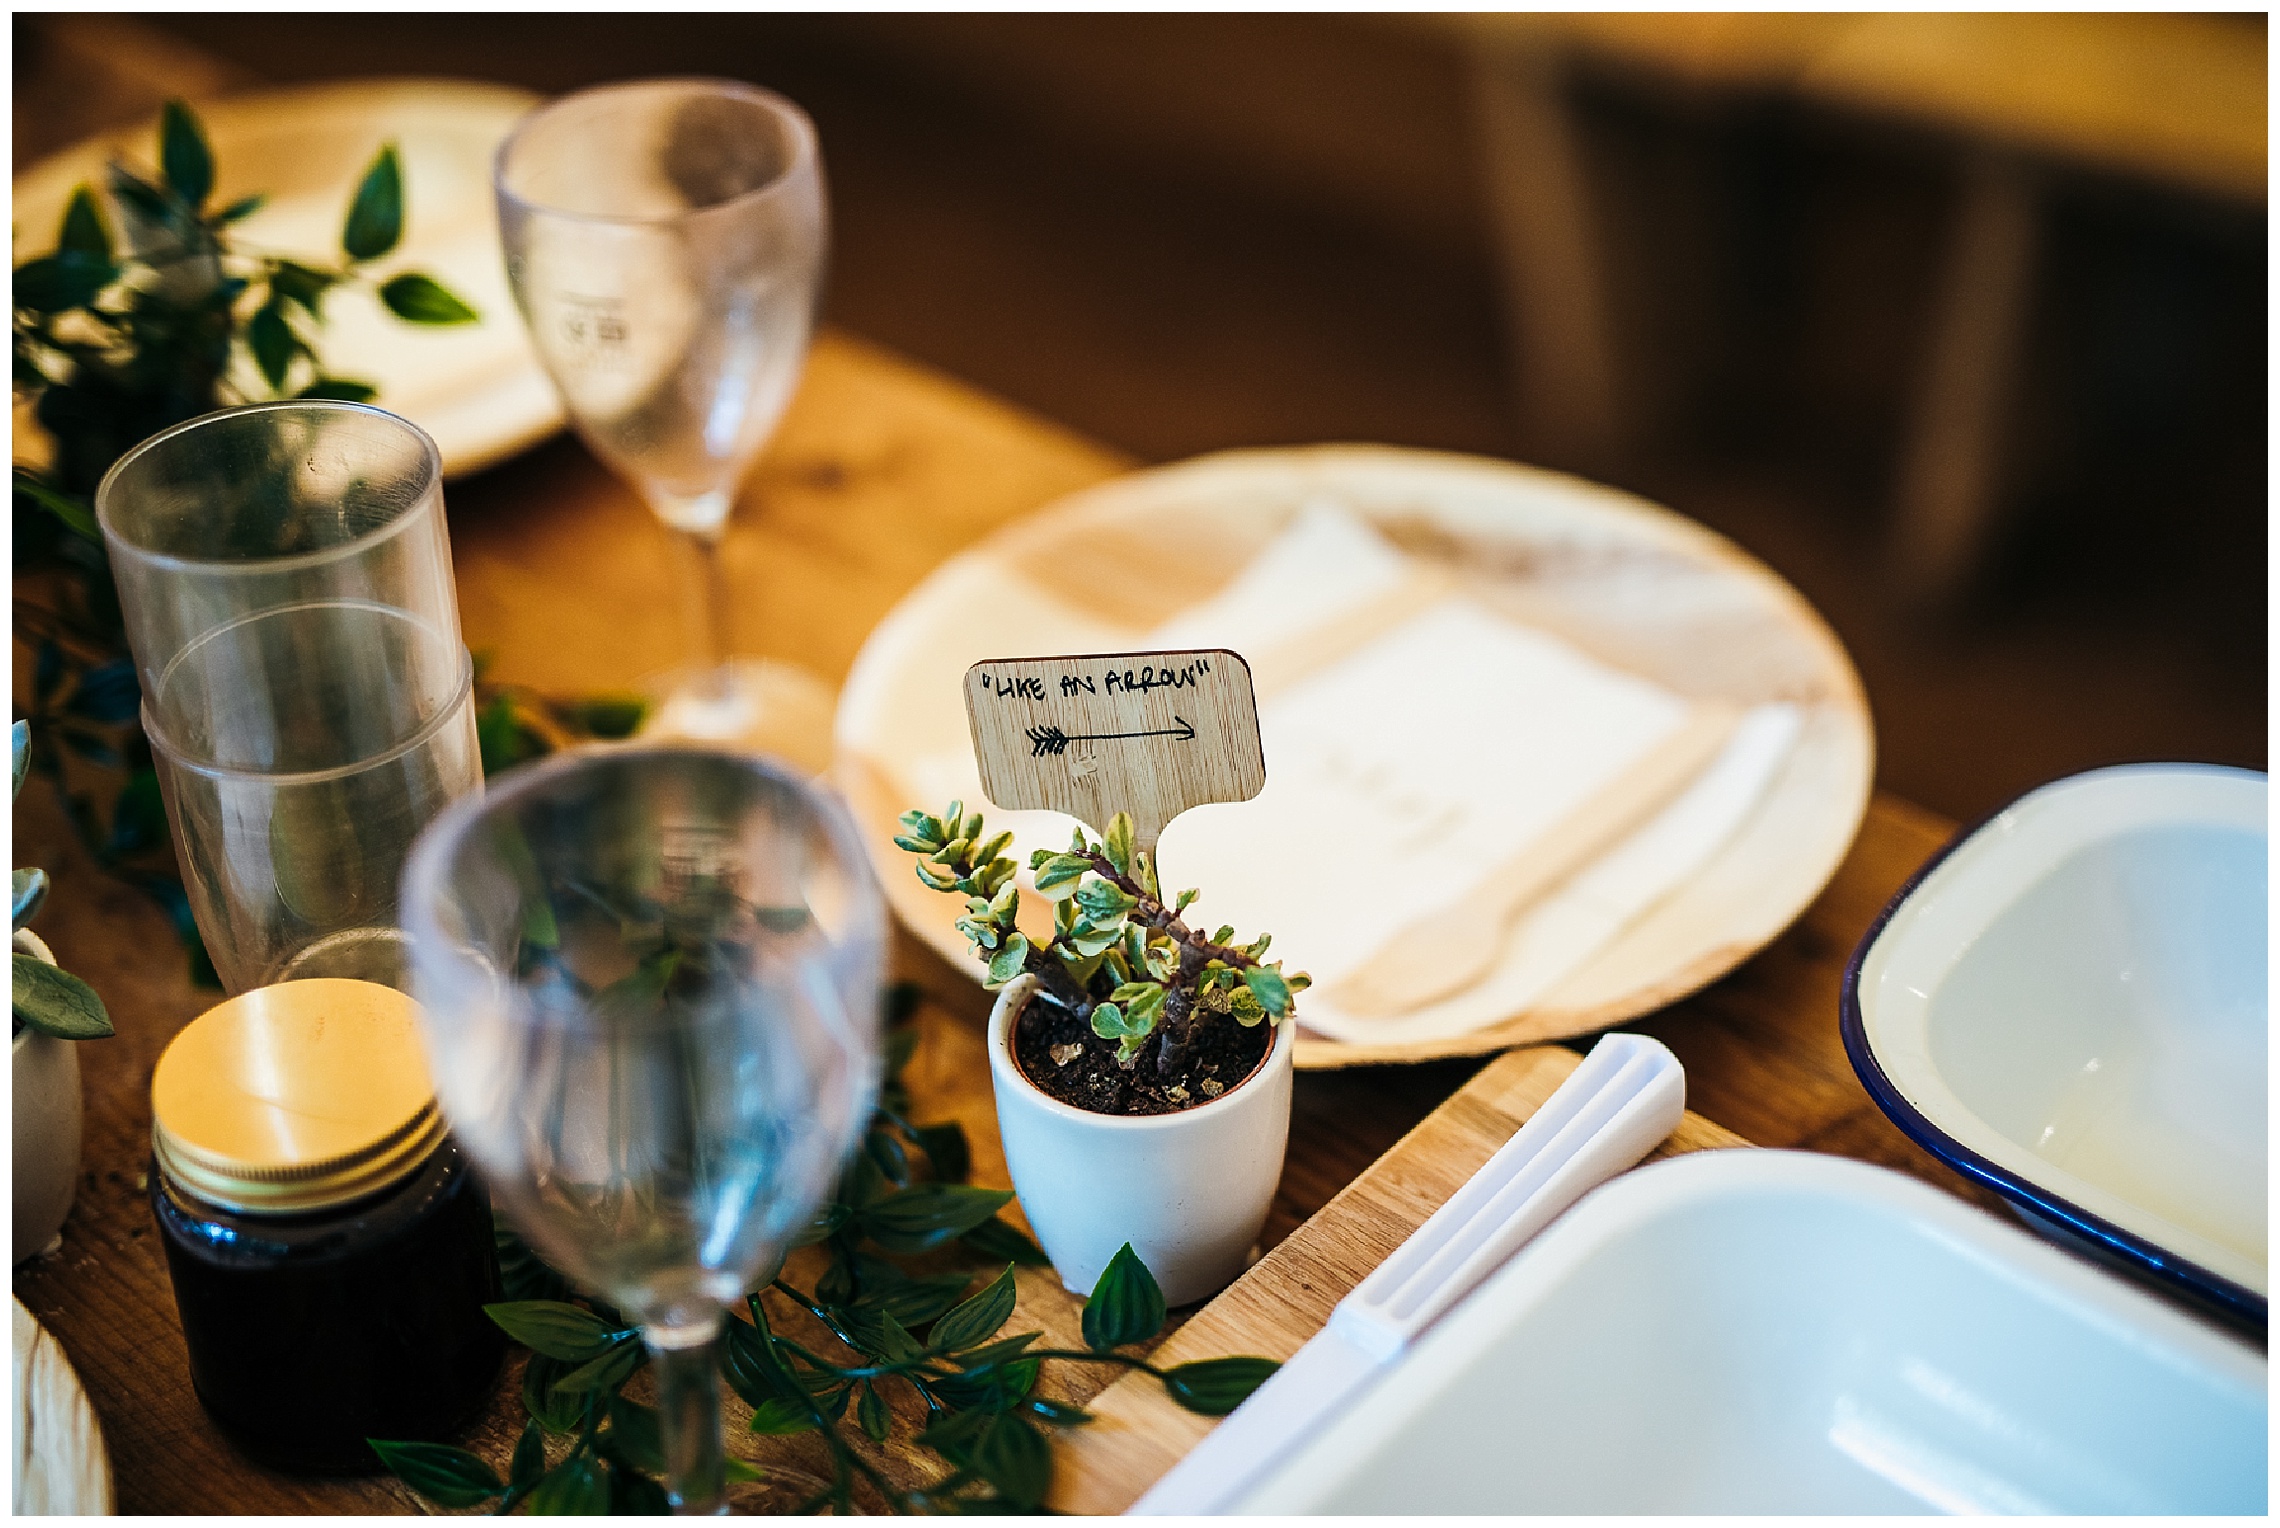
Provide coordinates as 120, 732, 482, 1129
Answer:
988, 974, 1293, 1306
12, 930, 83, 1265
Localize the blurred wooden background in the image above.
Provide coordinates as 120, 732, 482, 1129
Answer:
15, 12, 2265, 822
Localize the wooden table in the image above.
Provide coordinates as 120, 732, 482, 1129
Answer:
11, 330, 1981, 1513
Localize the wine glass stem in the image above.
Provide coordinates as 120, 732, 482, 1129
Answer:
645, 1321, 727, 1513
675, 527, 738, 704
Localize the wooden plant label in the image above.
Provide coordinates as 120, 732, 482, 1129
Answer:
965, 649, 1264, 852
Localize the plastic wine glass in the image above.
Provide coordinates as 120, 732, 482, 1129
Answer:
402, 747, 884, 1512
495, 78, 835, 768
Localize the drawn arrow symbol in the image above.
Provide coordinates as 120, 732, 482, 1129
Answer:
1027, 715, 1197, 758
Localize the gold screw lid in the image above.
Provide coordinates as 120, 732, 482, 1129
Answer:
151, 978, 446, 1216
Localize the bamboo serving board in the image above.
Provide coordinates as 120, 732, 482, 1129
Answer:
1049, 1042, 1750, 1513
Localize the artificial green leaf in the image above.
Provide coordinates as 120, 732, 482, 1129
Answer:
366, 1439, 502, 1509
1102, 812, 1136, 876
298, 377, 378, 403
718, 1313, 800, 1411
859, 1184, 1012, 1255
56, 186, 111, 262
839, 1305, 921, 1363
552, 1337, 642, 1394
929, 1265, 1017, 1354
722, 1459, 765, 1484
866, 1127, 910, 1186
1028, 1395, 1094, 1427
948, 1331, 1040, 1371
747, 1397, 817, 1436
526, 1453, 610, 1515
523, 1352, 584, 1434
510, 1417, 548, 1488
208, 191, 265, 225
912, 1120, 971, 1184
792, 1201, 852, 1248
13, 253, 118, 314
247, 298, 295, 391
378, 271, 478, 325
971, 1412, 1053, 1510
485, 1300, 628, 1363
12, 954, 112, 1039
914, 1406, 990, 1459
604, 1395, 666, 1476
607, 1461, 672, 1515
857, 1382, 891, 1443
158, 99, 213, 210
572, 693, 648, 739
1243, 965, 1293, 1018
268, 259, 335, 317
858, 1268, 974, 1330
929, 1354, 1039, 1412
1081, 1243, 1166, 1353
1160, 1355, 1281, 1415
958, 1216, 1051, 1267
342, 143, 405, 261
14, 868, 50, 929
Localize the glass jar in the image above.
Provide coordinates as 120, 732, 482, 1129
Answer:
148, 979, 504, 1473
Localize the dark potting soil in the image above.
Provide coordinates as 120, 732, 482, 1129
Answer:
1012, 993, 1272, 1117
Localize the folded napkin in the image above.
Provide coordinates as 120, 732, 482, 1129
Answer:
1146, 503, 1799, 1044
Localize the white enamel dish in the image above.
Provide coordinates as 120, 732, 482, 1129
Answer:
1844, 763, 2267, 1323
14, 79, 565, 478
1232, 1150, 2267, 1515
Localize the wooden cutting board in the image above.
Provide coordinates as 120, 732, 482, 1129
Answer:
1050, 1042, 1750, 1514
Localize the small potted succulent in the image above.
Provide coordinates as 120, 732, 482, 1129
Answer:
11, 722, 116, 1263
899, 800, 1307, 1305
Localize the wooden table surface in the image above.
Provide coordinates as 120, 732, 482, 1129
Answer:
10, 330, 1986, 1514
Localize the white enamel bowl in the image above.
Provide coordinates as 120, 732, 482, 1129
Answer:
1844, 764, 2266, 1322
1233, 1150, 2267, 1514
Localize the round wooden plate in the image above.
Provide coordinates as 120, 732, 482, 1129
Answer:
834, 446, 1873, 1067
12, 1297, 113, 1514
14, 78, 564, 479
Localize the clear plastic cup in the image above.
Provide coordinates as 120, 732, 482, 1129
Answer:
97, 402, 482, 992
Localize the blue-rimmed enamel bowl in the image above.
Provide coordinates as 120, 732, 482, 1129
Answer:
1844, 763, 2266, 1325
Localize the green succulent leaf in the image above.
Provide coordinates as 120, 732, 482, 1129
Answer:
1243, 965, 1293, 1019
1102, 812, 1136, 876
1081, 1242, 1167, 1352
1161, 1355, 1281, 1415
12, 954, 113, 1039
366, 1439, 502, 1509
985, 931, 1031, 987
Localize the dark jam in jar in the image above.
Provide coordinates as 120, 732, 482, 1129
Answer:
147, 978, 505, 1474
152, 1134, 505, 1473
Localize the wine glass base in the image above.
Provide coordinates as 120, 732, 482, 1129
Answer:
637, 658, 839, 776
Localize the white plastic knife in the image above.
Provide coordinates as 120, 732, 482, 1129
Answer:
1129, 1032, 1686, 1515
